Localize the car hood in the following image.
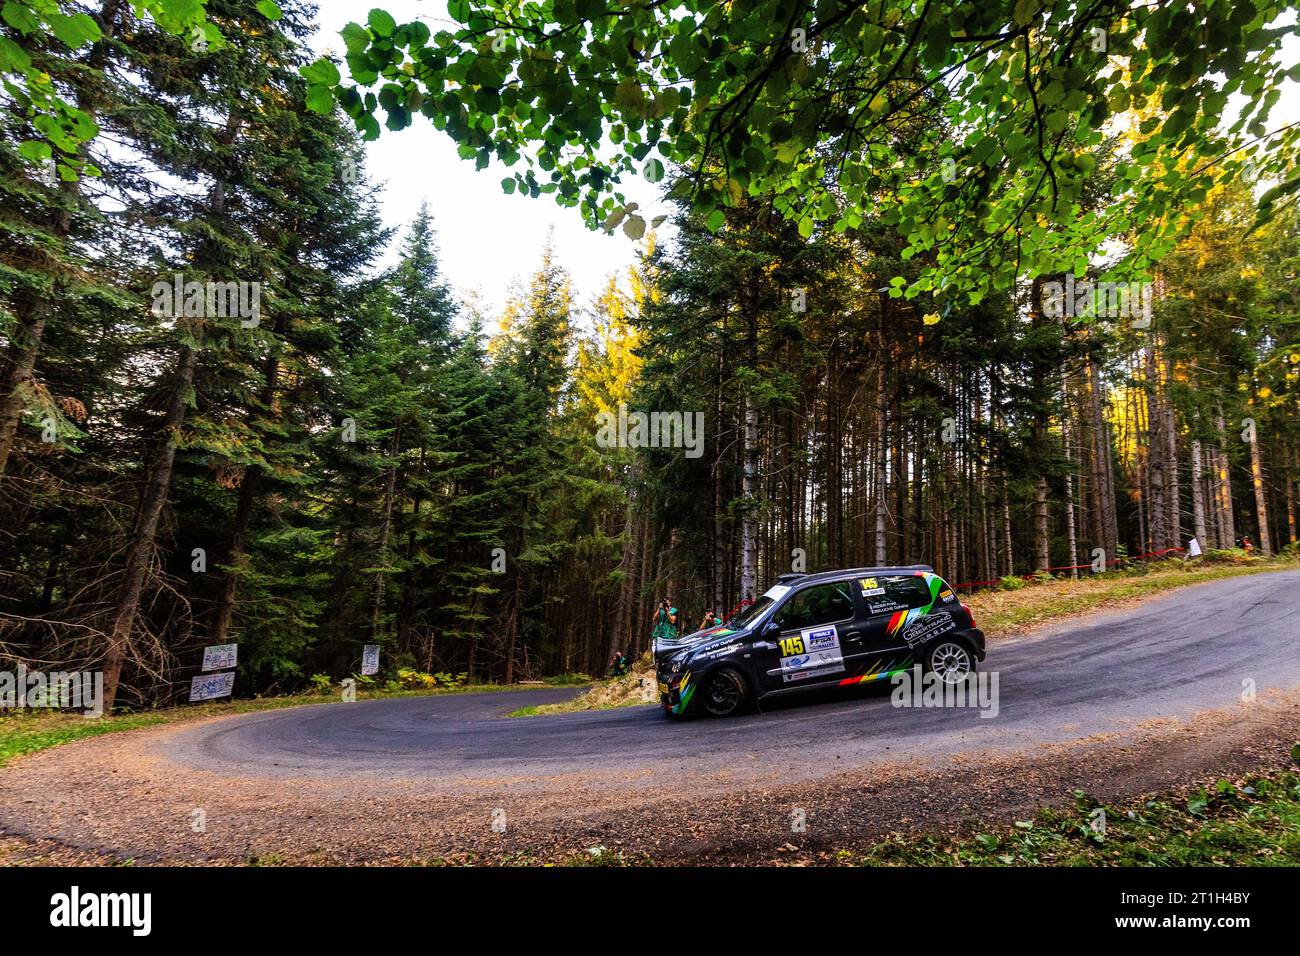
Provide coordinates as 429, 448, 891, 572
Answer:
653, 624, 749, 664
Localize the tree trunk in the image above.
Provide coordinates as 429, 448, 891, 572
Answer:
874, 365, 888, 565
1087, 356, 1118, 563
0, 302, 48, 475
740, 392, 758, 601
1063, 416, 1078, 577
1248, 412, 1271, 555
1190, 438, 1208, 548
1162, 354, 1181, 549
370, 426, 403, 640
102, 345, 197, 712
1215, 411, 1236, 547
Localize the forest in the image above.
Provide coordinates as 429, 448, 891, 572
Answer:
1, 1, 1298, 712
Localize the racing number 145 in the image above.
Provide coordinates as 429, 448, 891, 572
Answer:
779, 636, 805, 656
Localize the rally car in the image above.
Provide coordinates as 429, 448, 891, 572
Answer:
654, 566, 984, 718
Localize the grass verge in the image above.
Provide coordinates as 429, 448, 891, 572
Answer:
968, 552, 1298, 636
841, 752, 1300, 866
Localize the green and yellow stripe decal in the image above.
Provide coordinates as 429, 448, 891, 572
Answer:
838, 656, 913, 686
885, 572, 944, 636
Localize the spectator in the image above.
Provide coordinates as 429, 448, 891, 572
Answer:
651, 598, 679, 644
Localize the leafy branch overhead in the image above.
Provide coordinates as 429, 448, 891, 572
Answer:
302, 0, 1299, 304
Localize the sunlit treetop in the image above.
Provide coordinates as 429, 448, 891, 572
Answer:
302, 0, 1300, 307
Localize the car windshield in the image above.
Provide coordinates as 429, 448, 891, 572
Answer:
726, 596, 775, 630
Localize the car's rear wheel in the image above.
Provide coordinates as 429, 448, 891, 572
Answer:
700, 667, 750, 717
926, 640, 974, 684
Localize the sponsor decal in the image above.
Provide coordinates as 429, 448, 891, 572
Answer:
868, 599, 908, 615
884, 574, 949, 637
901, 613, 957, 648
861, 586, 886, 597
839, 655, 913, 686
939, 589, 955, 602
703, 642, 742, 659
780, 624, 844, 682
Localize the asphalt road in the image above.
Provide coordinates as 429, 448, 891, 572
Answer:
158, 568, 1300, 790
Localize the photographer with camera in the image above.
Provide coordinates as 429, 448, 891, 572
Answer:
607, 648, 631, 677
698, 607, 724, 630
651, 597, 679, 644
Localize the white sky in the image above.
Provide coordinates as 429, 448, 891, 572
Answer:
310, 1, 671, 323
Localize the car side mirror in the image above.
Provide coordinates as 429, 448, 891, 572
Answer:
760, 619, 780, 638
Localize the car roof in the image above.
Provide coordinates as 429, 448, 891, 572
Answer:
777, 565, 936, 587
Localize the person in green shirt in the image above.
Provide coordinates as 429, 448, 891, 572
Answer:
698, 607, 724, 630
607, 649, 631, 677
652, 598, 679, 643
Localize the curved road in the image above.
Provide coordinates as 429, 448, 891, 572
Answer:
163, 568, 1300, 787
2, 568, 1299, 863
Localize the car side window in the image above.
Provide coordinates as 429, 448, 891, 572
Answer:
860, 575, 931, 614
774, 581, 855, 630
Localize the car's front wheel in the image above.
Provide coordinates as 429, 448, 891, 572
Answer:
699, 667, 751, 717
926, 639, 975, 684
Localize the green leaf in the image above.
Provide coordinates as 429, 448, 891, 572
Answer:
302, 57, 341, 87
256, 1, 282, 21
2, 1, 42, 35
367, 8, 396, 37
18, 139, 51, 163
0, 34, 30, 71
305, 84, 335, 115
47, 12, 101, 49
622, 214, 646, 240
358, 113, 382, 141
341, 21, 371, 53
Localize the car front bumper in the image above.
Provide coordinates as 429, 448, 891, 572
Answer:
656, 666, 695, 715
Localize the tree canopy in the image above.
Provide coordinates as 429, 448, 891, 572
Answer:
299, 0, 1300, 305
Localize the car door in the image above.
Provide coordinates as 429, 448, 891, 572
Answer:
757, 579, 859, 693
848, 573, 936, 682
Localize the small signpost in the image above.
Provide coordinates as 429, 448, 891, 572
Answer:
189, 670, 235, 702
201, 643, 238, 672
361, 644, 380, 676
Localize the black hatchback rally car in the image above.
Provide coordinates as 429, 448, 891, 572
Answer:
654, 566, 985, 718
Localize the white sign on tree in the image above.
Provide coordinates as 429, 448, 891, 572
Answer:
361, 645, 380, 676
189, 671, 235, 703
202, 643, 238, 671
